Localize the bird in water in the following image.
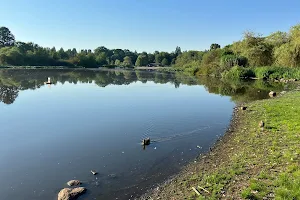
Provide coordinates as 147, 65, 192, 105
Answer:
142, 138, 151, 146
142, 138, 151, 150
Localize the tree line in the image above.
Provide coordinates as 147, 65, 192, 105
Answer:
1, 23, 300, 79
0, 27, 182, 68
174, 23, 300, 79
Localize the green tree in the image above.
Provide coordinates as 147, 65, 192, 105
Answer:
265, 31, 289, 47
161, 58, 169, 66
175, 46, 182, 56
71, 48, 77, 57
243, 32, 273, 66
0, 27, 15, 47
135, 55, 148, 66
155, 53, 163, 63
123, 56, 132, 67
115, 59, 121, 66
0, 47, 24, 65
77, 53, 97, 68
148, 53, 155, 63
50, 47, 58, 60
94, 46, 109, 55
15, 42, 33, 53
96, 52, 107, 66
58, 48, 69, 60
175, 51, 204, 67
274, 24, 300, 67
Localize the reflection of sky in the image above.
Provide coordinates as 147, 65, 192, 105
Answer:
0, 81, 235, 154
0, 81, 235, 200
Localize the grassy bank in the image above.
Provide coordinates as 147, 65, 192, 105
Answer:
142, 91, 300, 199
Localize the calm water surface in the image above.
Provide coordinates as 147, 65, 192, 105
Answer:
0, 69, 285, 200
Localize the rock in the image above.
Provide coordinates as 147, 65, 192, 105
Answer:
240, 106, 247, 111
58, 187, 86, 200
259, 121, 265, 128
269, 91, 276, 97
67, 180, 81, 187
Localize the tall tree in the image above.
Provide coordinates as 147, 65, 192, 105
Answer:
123, 56, 132, 67
148, 53, 155, 63
161, 58, 169, 66
96, 52, 107, 66
175, 46, 182, 56
57, 48, 69, 60
0, 27, 15, 47
135, 55, 148, 66
71, 48, 77, 57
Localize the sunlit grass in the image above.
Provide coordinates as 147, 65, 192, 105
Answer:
150, 91, 300, 199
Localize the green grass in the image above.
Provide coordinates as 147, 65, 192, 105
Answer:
147, 91, 300, 200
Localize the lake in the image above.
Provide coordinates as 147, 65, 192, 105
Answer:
0, 69, 285, 200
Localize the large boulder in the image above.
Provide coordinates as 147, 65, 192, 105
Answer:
67, 180, 81, 187
58, 187, 86, 200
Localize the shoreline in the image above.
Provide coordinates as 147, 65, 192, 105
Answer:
139, 90, 300, 199
139, 103, 242, 200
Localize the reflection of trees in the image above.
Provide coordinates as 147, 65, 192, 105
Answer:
0, 85, 19, 104
0, 69, 287, 105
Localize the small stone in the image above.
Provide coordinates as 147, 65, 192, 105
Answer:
58, 187, 86, 200
259, 121, 265, 128
269, 91, 276, 97
240, 106, 247, 111
67, 180, 81, 187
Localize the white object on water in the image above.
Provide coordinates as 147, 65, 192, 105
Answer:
91, 170, 97, 175
48, 77, 51, 83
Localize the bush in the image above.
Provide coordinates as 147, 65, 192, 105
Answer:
252, 66, 300, 80
220, 54, 248, 69
222, 66, 255, 80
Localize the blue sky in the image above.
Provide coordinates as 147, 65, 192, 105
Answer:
1, 0, 299, 52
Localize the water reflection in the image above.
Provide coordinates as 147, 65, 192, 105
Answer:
0, 69, 289, 105
0, 85, 19, 104
0, 69, 290, 200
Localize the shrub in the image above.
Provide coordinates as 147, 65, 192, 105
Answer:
252, 66, 300, 80
222, 66, 255, 80
220, 54, 248, 69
